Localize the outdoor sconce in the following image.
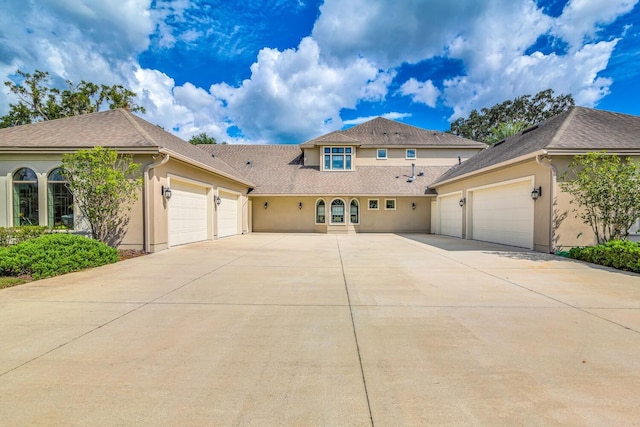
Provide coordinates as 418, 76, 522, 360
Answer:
264, 202, 268, 209
161, 185, 172, 200
412, 202, 416, 210
215, 195, 222, 206
531, 186, 542, 200
298, 202, 303, 210
459, 197, 466, 207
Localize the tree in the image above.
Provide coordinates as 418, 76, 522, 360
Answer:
1, 69, 144, 127
560, 152, 640, 244
485, 121, 528, 144
61, 147, 142, 248
189, 132, 217, 145
449, 89, 574, 144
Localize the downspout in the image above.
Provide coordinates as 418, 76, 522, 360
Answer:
143, 153, 170, 253
536, 153, 557, 253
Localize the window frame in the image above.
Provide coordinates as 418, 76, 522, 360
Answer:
376, 148, 387, 160
315, 199, 326, 224
48, 167, 74, 229
12, 167, 39, 226
323, 146, 354, 171
330, 198, 346, 224
384, 198, 396, 210
406, 148, 417, 160
368, 199, 379, 210
349, 199, 359, 224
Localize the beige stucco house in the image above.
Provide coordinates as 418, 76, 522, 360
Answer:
2, 106, 639, 254
0, 109, 254, 253
430, 107, 640, 252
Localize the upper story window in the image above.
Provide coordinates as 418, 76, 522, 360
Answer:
323, 147, 353, 170
406, 149, 416, 159
377, 149, 387, 159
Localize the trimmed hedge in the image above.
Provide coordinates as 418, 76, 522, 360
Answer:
0, 234, 118, 279
0, 226, 51, 246
569, 240, 640, 273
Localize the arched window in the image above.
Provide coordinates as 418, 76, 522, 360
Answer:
13, 168, 39, 226
316, 199, 326, 224
350, 199, 359, 224
48, 168, 74, 229
330, 199, 345, 224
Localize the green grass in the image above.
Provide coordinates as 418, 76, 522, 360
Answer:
0, 277, 28, 289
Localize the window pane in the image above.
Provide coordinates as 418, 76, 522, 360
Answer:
316, 200, 325, 223
324, 147, 330, 153
332, 155, 344, 169
377, 149, 387, 159
350, 200, 359, 223
345, 147, 352, 153
48, 168, 65, 181
346, 155, 351, 170
324, 155, 331, 170
48, 183, 74, 228
13, 167, 37, 181
332, 147, 344, 153
14, 182, 39, 226
368, 199, 378, 209
406, 149, 416, 159
385, 199, 395, 209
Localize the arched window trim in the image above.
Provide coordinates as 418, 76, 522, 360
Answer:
47, 167, 74, 229
12, 167, 39, 226
315, 198, 326, 224
349, 198, 359, 225
330, 198, 346, 225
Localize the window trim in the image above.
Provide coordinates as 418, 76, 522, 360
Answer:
406, 148, 417, 159
368, 199, 379, 210
330, 198, 346, 224
349, 199, 359, 225
376, 148, 387, 160
323, 146, 354, 171
384, 198, 396, 210
48, 167, 74, 229
12, 167, 39, 227
315, 198, 326, 224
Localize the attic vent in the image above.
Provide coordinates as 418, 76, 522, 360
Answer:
246, 161, 252, 165
211, 154, 215, 157
521, 125, 539, 135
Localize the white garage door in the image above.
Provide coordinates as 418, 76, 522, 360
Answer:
218, 191, 239, 238
470, 180, 534, 249
168, 181, 209, 247
439, 194, 462, 238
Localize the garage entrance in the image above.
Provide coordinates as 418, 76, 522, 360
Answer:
168, 179, 211, 247
438, 193, 463, 238
217, 190, 240, 238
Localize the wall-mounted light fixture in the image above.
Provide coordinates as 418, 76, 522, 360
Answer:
298, 202, 303, 210
215, 195, 222, 206
161, 185, 172, 200
412, 202, 416, 210
459, 197, 466, 207
531, 186, 542, 200
264, 202, 268, 209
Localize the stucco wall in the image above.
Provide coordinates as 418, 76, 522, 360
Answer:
355, 147, 481, 166
251, 195, 432, 233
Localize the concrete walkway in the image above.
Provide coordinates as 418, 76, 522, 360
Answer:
0, 233, 639, 425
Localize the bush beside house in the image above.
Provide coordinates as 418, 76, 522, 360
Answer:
569, 240, 640, 274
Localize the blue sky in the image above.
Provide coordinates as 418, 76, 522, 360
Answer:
0, 0, 639, 144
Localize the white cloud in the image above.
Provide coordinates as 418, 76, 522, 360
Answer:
210, 37, 395, 143
343, 112, 411, 126
399, 79, 440, 108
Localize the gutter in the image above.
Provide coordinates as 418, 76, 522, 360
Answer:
536, 152, 557, 253
143, 153, 170, 253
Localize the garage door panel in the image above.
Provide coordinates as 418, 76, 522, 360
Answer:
439, 194, 462, 238
471, 181, 533, 249
218, 191, 239, 238
168, 181, 209, 247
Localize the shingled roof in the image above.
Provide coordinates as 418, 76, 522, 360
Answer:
433, 107, 640, 185
300, 117, 486, 148
0, 109, 254, 187
199, 144, 447, 196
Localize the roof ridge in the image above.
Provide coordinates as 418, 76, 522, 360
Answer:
118, 109, 158, 147
547, 107, 577, 148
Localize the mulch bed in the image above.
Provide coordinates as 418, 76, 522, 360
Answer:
117, 250, 147, 261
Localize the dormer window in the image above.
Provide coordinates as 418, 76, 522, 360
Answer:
377, 149, 387, 159
323, 147, 353, 170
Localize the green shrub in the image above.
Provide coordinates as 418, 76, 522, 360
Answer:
0, 226, 51, 246
569, 240, 640, 273
0, 234, 118, 279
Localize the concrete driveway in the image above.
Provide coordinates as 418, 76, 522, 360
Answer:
1, 233, 639, 426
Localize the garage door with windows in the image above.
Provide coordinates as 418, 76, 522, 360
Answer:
438, 193, 462, 238
217, 190, 239, 238
168, 180, 210, 247
469, 180, 534, 249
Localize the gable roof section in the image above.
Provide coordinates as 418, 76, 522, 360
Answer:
199, 144, 447, 196
0, 109, 254, 187
301, 117, 486, 148
432, 107, 640, 186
